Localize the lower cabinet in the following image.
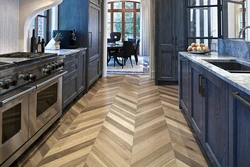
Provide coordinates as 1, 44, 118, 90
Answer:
62, 50, 87, 109
178, 55, 189, 114
62, 71, 78, 108
88, 57, 100, 87
228, 86, 250, 167
180, 60, 229, 167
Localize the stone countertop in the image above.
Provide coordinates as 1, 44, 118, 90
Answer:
179, 51, 250, 95
45, 48, 87, 56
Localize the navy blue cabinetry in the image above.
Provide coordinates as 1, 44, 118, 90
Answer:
228, 86, 250, 167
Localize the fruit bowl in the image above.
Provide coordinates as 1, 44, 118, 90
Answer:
188, 50, 210, 54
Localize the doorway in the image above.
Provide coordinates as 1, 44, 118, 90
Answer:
104, 0, 152, 76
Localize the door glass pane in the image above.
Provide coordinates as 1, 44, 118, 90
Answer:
114, 12, 122, 22
37, 16, 47, 41
114, 2, 122, 9
136, 12, 140, 38
2, 104, 21, 144
125, 2, 134, 9
108, 3, 111, 9
227, 2, 244, 38
107, 12, 111, 37
37, 83, 57, 117
188, 7, 218, 38
125, 23, 134, 40
188, 0, 217, 6
136, 3, 140, 9
113, 23, 122, 32
125, 12, 133, 22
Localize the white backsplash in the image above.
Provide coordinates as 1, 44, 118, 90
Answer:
0, 0, 19, 54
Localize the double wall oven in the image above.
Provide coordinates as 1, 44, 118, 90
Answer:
0, 52, 66, 167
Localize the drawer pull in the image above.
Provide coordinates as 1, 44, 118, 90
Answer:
231, 92, 250, 108
70, 77, 75, 81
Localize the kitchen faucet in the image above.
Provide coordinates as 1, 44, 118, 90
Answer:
238, 26, 250, 38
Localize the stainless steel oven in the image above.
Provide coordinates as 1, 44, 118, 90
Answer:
0, 86, 35, 165
29, 71, 66, 137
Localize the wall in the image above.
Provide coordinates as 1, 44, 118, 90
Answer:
0, 0, 19, 54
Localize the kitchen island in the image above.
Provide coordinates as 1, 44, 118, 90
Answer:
179, 51, 250, 167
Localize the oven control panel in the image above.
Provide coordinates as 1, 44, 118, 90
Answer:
0, 59, 64, 94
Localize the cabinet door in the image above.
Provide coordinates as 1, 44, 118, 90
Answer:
88, 58, 100, 87
204, 72, 228, 167
88, 3, 100, 61
178, 56, 189, 115
229, 86, 250, 167
155, 0, 176, 82
77, 51, 86, 94
190, 63, 205, 141
62, 72, 78, 109
174, 0, 186, 79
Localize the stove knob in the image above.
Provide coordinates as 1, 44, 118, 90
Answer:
30, 74, 37, 81
46, 69, 51, 74
51, 64, 56, 70
24, 74, 30, 81
55, 63, 59, 69
10, 79, 17, 86
1, 81, 10, 89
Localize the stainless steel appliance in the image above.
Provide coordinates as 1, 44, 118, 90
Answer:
0, 52, 66, 167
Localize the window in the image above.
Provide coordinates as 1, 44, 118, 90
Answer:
32, 11, 49, 43
187, 0, 222, 50
108, 1, 140, 41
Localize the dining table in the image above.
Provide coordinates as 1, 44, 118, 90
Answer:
107, 43, 123, 66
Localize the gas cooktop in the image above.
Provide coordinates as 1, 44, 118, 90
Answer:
0, 52, 57, 64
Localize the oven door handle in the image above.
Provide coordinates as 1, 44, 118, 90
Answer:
0, 86, 36, 107
35, 71, 67, 89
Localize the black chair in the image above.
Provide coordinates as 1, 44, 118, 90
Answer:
131, 39, 140, 65
112, 41, 134, 68
110, 32, 121, 44
128, 38, 136, 45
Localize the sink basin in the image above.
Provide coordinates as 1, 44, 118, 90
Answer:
203, 59, 250, 73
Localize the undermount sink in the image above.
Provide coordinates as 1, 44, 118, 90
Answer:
203, 59, 250, 73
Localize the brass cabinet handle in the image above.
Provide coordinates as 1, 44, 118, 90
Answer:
231, 92, 250, 108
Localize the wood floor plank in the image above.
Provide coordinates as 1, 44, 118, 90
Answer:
17, 75, 209, 167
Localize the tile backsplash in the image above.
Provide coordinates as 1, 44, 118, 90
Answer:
0, 0, 19, 54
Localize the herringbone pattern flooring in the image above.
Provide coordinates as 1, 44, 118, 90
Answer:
17, 75, 209, 167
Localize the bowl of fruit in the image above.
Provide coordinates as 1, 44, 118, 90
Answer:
187, 43, 210, 54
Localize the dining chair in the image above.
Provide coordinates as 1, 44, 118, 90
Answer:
131, 39, 140, 65
112, 41, 134, 68
128, 38, 136, 45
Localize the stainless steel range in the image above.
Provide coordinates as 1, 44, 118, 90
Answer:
0, 52, 66, 167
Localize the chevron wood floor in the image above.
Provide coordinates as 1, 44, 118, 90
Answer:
16, 75, 209, 167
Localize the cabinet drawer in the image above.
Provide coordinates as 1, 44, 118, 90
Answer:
63, 69, 78, 81
64, 59, 78, 73
64, 53, 78, 62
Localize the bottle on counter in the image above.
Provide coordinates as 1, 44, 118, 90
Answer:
37, 36, 42, 53
41, 38, 45, 53
30, 29, 36, 53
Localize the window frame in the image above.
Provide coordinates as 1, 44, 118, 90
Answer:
33, 10, 50, 43
108, 1, 140, 41
187, 0, 222, 49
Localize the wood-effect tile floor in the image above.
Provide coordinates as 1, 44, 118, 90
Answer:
16, 75, 209, 167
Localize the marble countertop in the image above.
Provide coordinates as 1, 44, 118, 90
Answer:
45, 48, 87, 56
179, 52, 250, 95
